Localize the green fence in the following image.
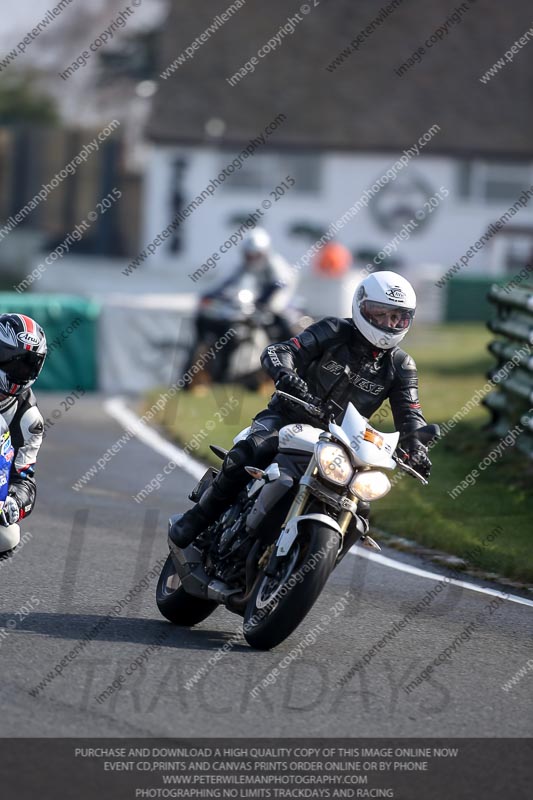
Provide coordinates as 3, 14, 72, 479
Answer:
484, 283, 533, 459
0, 294, 100, 391
445, 277, 504, 321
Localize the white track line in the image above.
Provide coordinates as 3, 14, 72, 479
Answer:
351, 548, 533, 608
107, 397, 533, 609
105, 397, 205, 481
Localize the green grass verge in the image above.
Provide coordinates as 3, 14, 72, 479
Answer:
145, 324, 533, 583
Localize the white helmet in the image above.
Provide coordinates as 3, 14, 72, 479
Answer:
352, 271, 416, 349
243, 227, 271, 256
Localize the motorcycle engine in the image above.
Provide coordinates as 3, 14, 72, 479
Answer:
213, 499, 255, 584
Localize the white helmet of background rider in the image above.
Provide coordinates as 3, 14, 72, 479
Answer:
243, 228, 271, 258
352, 271, 416, 349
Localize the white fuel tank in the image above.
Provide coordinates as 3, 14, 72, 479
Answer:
278, 423, 321, 454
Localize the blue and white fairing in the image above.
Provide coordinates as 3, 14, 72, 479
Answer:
0, 416, 14, 512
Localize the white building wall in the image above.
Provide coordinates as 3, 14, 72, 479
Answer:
142, 144, 533, 298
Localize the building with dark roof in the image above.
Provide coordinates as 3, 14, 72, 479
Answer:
140, 0, 533, 315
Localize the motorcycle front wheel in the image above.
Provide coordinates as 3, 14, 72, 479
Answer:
243, 522, 339, 650
156, 552, 218, 626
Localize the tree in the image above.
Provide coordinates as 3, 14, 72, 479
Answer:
0, 74, 58, 125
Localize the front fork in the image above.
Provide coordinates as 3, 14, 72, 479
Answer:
280, 456, 318, 524
282, 455, 355, 534
263, 457, 353, 576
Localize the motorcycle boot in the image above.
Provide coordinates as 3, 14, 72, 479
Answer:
169, 482, 229, 548
169, 443, 252, 548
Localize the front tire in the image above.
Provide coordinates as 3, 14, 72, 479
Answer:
156, 552, 218, 626
243, 522, 339, 650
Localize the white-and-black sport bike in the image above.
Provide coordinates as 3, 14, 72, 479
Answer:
156, 392, 439, 650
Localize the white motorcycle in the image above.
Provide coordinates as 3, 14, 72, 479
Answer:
157, 392, 439, 649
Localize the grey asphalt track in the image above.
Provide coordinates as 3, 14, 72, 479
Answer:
0, 394, 531, 737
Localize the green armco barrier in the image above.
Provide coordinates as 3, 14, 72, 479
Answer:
446, 277, 505, 321
0, 294, 100, 391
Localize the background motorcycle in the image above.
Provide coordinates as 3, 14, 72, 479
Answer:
182, 281, 312, 390
156, 392, 439, 649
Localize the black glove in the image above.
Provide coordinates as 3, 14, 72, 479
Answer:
403, 439, 432, 480
275, 371, 310, 401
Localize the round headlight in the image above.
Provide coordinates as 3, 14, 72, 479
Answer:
316, 442, 354, 486
351, 470, 391, 501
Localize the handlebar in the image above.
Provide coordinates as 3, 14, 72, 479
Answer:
274, 390, 326, 418
392, 449, 429, 485
275, 390, 434, 485
393, 424, 441, 485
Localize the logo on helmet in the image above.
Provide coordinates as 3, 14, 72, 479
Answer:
385, 286, 406, 303
17, 331, 40, 347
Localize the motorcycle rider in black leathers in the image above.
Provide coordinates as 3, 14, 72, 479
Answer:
171, 271, 431, 548
0, 314, 47, 554
183, 227, 295, 384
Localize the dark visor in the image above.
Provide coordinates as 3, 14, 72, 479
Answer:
0, 351, 44, 383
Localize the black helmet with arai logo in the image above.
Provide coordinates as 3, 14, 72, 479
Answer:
0, 313, 47, 398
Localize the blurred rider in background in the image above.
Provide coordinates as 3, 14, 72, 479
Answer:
205, 227, 295, 339
184, 228, 295, 384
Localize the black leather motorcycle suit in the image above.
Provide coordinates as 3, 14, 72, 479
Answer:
262, 316, 427, 436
